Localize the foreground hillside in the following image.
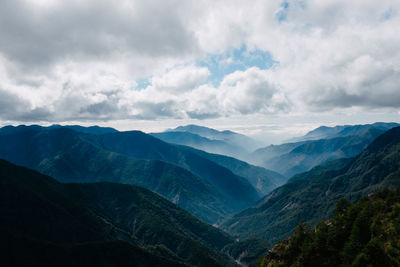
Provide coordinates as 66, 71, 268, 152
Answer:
0, 159, 237, 266
259, 188, 400, 266
222, 126, 400, 242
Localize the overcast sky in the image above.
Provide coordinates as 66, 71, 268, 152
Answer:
0, 0, 399, 143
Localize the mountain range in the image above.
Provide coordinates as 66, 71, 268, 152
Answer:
0, 125, 272, 224
2, 122, 400, 266
179, 145, 286, 195
151, 131, 247, 160
221, 126, 400, 243
169, 125, 261, 151
0, 124, 118, 135
289, 122, 400, 142
153, 124, 261, 160
250, 122, 399, 177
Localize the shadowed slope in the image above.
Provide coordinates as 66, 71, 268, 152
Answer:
0, 159, 238, 266
0, 126, 257, 223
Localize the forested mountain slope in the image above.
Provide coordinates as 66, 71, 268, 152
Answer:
0, 159, 237, 266
259, 188, 400, 266
0, 126, 259, 223
222, 127, 400, 242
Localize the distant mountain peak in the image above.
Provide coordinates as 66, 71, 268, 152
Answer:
250, 122, 399, 177
294, 122, 399, 142
170, 124, 236, 136
166, 124, 261, 153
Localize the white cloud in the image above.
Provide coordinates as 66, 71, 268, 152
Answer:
151, 65, 210, 93
216, 67, 289, 115
0, 0, 399, 124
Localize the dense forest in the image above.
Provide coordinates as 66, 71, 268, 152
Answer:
258, 188, 400, 266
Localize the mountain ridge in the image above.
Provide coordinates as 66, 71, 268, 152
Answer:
167, 124, 261, 153
151, 131, 247, 159
222, 126, 400, 243
0, 159, 238, 266
289, 122, 399, 142
178, 145, 286, 195
0, 126, 259, 223
250, 124, 396, 177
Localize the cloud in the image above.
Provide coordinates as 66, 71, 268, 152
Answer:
0, 87, 51, 121
217, 67, 289, 115
0, 0, 199, 71
271, 17, 400, 111
0, 0, 399, 124
151, 65, 210, 92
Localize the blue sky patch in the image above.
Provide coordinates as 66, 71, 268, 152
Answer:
135, 46, 277, 89
276, 2, 289, 22
135, 77, 151, 90
198, 46, 277, 86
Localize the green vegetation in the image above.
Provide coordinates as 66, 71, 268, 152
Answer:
95, 130, 259, 208
222, 126, 400, 243
258, 188, 400, 267
65, 182, 236, 266
0, 159, 237, 266
0, 126, 260, 223
222, 238, 271, 266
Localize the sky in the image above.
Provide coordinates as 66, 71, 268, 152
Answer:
0, 0, 399, 144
